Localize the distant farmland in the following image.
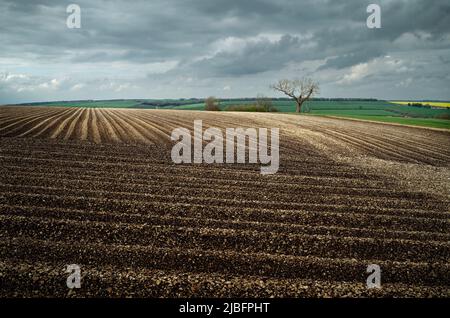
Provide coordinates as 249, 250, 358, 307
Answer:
6, 98, 450, 129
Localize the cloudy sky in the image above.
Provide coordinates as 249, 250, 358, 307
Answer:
1, 0, 450, 103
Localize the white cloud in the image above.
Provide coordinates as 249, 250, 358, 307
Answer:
198, 33, 285, 61
337, 56, 413, 85
70, 83, 85, 91
38, 78, 60, 90
98, 81, 139, 93
338, 63, 370, 84
1, 72, 30, 82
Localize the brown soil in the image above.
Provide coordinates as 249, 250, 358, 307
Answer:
0, 106, 449, 297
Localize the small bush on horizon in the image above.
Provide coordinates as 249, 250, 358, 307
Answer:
204, 96, 221, 111
255, 94, 274, 112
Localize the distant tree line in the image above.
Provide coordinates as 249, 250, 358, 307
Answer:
204, 95, 278, 112
204, 97, 379, 103
407, 102, 432, 108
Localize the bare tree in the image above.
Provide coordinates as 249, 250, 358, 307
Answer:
271, 78, 319, 113
204, 96, 220, 111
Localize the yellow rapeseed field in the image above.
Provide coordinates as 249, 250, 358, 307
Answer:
390, 101, 450, 108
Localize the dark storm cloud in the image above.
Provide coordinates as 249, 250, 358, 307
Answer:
0, 0, 447, 64
1, 0, 450, 102
189, 35, 312, 76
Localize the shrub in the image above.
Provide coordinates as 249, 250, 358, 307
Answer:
255, 95, 273, 112
435, 113, 450, 120
204, 96, 220, 111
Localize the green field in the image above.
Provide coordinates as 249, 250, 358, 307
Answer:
171, 99, 450, 117
15, 100, 143, 108
14, 99, 202, 109
320, 115, 450, 129
170, 103, 205, 110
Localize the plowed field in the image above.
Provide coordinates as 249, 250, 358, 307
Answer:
0, 106, 449, 297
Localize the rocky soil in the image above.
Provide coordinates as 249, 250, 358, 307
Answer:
0, 106, 449, 297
